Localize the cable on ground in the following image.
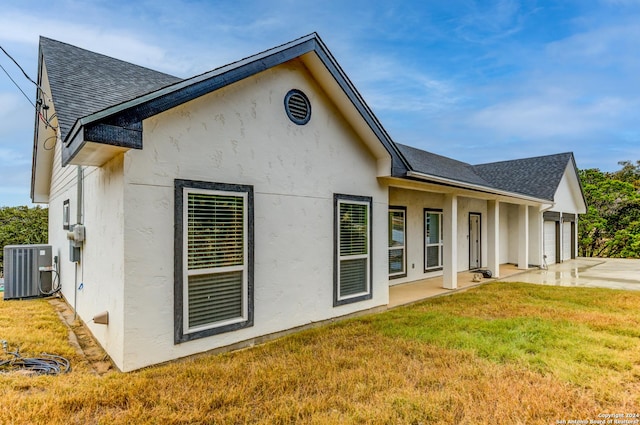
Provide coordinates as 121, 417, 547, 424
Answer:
0, 340, 70, 375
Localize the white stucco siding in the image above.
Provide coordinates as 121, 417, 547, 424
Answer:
500, 204, 519, 264
388, 187, 444, 285
47, 140, 126, 366
119, 59, 388, 371
75, 157, 126, 366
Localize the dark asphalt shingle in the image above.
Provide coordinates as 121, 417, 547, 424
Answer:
39, 37, 182, 141
474, 153, 574, 201
396, 143, 493, 187
396, 143, 573, 201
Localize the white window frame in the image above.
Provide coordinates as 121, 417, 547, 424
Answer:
182, 188, 248, 335
335, 195, 372, 306
425, 209, 444, 272
175, 179, 253, 344
388, 207, 406, 278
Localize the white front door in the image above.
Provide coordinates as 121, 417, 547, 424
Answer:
469, 213, 481, 270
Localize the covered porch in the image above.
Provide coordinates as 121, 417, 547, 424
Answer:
385, 177, 547, 292
388, 263, 524, 308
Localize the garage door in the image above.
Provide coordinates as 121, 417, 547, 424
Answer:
544, 221, 557, 265
562, 222, 572, 261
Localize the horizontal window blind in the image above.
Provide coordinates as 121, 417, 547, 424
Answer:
188, 193, 244, 270
188, 271, 243, 328
339, 203, 368, 256
336, 197, 371, 303
339, 258, 368, 297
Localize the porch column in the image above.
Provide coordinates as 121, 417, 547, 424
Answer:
443, 194, 458, 289
518, 204, 529, 269
487, 200, 500, 278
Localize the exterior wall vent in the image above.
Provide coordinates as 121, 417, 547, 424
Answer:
284, 89, 311, 125
3, 245, 53, 300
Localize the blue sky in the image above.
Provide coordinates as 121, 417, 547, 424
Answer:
1, 0, 639, 206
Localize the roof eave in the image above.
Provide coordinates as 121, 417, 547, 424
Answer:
60, 33, 407, 172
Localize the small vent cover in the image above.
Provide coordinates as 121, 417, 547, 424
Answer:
284, 89, 311, 125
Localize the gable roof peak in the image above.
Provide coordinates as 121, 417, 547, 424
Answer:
38, 36, 182, 142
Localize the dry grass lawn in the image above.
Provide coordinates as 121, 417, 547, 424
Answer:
1, 282, 639, 424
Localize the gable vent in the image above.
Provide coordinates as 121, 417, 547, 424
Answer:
284, 89, 311, 125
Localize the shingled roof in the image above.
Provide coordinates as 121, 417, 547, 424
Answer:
395, 142, 575, 202
39, 37, 182, 141
33, 35, 578, 206
396, 143, 492, 187
474, 152, 574, 201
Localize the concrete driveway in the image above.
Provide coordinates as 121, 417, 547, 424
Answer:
499, 257, 640, 291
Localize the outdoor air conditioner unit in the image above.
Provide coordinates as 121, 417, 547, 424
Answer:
3, 244, 53, 300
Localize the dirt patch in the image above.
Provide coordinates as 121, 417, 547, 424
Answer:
49, 297, 115, 375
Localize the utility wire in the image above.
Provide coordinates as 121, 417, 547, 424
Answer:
0, 44, 47, 95
0, 61, 36, 108
0, 43, 58, 130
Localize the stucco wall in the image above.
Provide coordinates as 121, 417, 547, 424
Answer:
528, 205, 543, 266
388, 187, 444, 285
388, 189, 490, 285
48, 142, 126, 366
119, 59, 388, 371
500, 203, 517, 264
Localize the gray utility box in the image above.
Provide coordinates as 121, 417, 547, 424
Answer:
3, 245, 53, 300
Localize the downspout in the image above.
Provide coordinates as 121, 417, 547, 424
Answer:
77, 166, 83, 224
74, 165, 83, 319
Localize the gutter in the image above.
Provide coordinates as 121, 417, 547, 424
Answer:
406, 170, 553, 205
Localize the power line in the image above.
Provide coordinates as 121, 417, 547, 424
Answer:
0, 44, 57, 130
0, 44, 47, 95
0, 61, 36, 108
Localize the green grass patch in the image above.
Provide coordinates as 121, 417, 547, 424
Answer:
370, 282, 640, 388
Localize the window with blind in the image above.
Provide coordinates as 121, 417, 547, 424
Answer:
334, 194, 372, 306
174, 180, 254, 343
388, 207, 406, 278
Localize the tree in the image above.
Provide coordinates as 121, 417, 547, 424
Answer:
609, 160, 640, 189
578, 163, 640, 258
0, 206, 48, 275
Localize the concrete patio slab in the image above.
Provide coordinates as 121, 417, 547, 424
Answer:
498, 257, 640, 291
388, 258, 640, 309
388, 263, 525, 308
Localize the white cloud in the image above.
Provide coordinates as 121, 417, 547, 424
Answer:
467, 94, 631, 138
344, 53, 463, 116
0, 9, 177, 75
452, 0, 526, 43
